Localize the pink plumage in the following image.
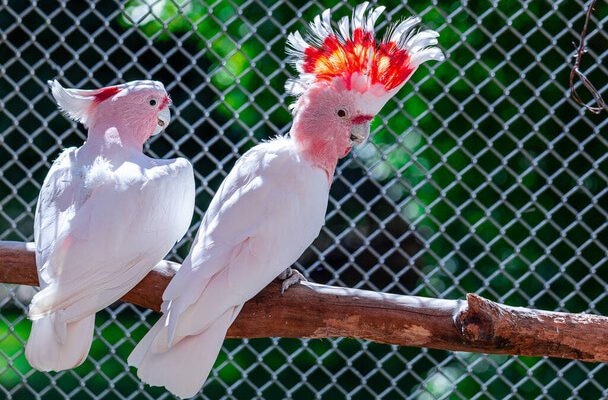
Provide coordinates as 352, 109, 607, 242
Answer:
128, 3, 443, 398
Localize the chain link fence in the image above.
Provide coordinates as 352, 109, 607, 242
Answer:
1, 0, 607, 398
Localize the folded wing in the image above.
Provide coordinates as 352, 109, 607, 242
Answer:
30, 152, 195, 329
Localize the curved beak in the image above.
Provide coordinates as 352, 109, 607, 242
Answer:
153, 107, 171, 135
350, 121, 371, 146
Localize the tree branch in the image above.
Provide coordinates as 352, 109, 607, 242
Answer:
1, 240, 607, 362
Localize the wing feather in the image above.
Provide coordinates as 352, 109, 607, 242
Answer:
31, 151, 195, 325
34, 147, 78, 285
161, 143, 290, 343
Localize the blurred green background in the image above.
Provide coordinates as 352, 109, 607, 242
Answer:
0, 0, 607, 398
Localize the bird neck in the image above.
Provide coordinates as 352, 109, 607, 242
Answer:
87, 119, 148, 153
290, 124, 339, 182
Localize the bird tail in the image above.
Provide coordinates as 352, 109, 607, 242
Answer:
25, 314, 95, 371
128, 306, 240, 399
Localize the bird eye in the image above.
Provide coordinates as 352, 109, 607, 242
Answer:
149, 99, 157, 106
337, 108, 347, 118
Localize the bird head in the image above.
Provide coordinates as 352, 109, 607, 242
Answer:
49, 80, 171, 144
287, 2, 444, 163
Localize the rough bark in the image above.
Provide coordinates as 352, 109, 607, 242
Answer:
1, 240, 607, 362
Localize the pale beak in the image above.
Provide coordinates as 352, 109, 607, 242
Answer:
350, 121, 371, 145
153, 107, 171, 135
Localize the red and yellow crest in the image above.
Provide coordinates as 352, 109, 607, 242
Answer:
286, 3, 443, 100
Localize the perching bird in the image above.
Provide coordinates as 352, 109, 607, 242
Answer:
128, 3, 443, 397
25, 80, 195, 372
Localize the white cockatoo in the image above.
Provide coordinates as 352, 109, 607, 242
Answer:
128, 3, 443, 397
25, 80, 195, 372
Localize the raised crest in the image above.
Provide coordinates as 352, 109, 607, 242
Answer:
286, 2, 444, 98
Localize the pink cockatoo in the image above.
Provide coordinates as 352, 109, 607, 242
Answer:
25, 80, 195, 371
128, 3, 443, 397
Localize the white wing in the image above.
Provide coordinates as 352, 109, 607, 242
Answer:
34, 147, 78, 282
161, 145, 277, 334
30, 150, 195, 326
128, 137, 328, 394
159, 138, 328, 346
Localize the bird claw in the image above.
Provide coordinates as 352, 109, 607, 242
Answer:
279, 267, 307, 295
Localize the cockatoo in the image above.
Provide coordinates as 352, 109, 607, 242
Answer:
128, 3, 443, 397
25, 80, 195, 372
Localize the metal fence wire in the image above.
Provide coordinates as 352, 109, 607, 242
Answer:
1, 0, 607, 399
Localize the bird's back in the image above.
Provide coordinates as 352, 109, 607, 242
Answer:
32, 144, 195, 322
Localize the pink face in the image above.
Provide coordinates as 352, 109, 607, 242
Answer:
290, 85, 374, 178
292, 85, 373, 158
90, 82, 172, 142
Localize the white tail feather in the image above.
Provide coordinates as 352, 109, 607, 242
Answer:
129, 306, 241, 398
25, 314, 95, 371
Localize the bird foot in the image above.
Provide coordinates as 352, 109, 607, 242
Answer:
278, 267, 307, 295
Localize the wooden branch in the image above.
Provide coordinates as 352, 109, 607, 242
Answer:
2, 240, 608, 362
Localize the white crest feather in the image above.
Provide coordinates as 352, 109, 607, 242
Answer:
337, 15, 350, 42
49, 80, 96, 127
388, 17, 421, 45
